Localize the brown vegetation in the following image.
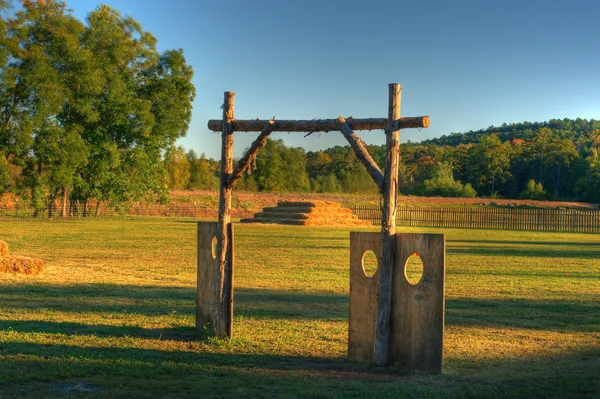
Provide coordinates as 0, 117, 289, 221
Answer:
170, 190, 599, 211
241, 201, 371, 226
0, 240, 44, 275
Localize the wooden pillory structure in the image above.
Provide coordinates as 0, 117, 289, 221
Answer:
198, 83, 446, 371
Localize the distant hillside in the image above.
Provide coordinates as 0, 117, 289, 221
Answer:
420, 118, 600, 147
161, 118, 599, 205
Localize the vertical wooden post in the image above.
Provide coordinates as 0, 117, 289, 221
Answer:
374, 83, 401, 366
216, 91, 235, 337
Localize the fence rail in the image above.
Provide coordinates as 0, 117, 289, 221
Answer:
3, 202, 599, 233
349, 205, 600, 233
0, 203, 256, 220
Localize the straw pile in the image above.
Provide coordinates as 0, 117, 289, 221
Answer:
0, 240, 45, 275
0, 240, 8, 257
241, 201, 371, 226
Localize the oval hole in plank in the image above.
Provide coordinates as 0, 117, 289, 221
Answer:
405, 252, 423, 285
362, 250, 378, 278
211, 236, 217, 259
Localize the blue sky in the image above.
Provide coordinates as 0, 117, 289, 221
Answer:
65, 0, 600, 159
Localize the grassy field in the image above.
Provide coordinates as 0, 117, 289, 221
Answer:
0, 219, 598, 398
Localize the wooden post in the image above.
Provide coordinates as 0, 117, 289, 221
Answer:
374, 83, 401, 366
216, 91, 235, 337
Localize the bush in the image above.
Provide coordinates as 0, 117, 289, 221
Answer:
520, 179, 547, 200
419, 162, 478, 198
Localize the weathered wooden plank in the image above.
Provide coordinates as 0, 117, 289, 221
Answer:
348, 232, 446, 372
207, 116, 429, 132
196, 222, 218, 332
348, 232, 381, 362
390, 233, 445, 373
374, 83, 401, 366
337, 117, 384, 191
196, 222, 234, 335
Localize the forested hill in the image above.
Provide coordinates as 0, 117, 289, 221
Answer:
166, 117, 600, 204
420, 118, 600, 147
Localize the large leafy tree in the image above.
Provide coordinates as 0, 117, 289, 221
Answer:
166, 146, 191, 190
187, 150, 219, 190
0, 0, 95, 214
248, 139, 310, 192
72, 4, 194, 208
0, 1, 195, 215
466, 134, 512, 195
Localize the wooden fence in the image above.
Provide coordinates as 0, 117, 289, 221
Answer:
349, 205, 600, 233
0, 203, 256, 220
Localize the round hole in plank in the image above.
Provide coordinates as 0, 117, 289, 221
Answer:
362, 250, 378, 278
211, 236, 217, 259
405, 252, 423, 285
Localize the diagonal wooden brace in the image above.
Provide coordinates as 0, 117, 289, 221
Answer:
337, 117, 385, 192
228, 120, 276, 187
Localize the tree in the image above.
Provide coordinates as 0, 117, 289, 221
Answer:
0, 150, 8, 191
419, 162, 476, 198
0, 2, 195, 215
520, 179, 546, 200
167, 146, 191, 189
74, 5, 194, 206
0, 0, 96, 216
187, 150, 219, 190
466, 134, 511, 195
249, 139, 310, 192
574, 147, 600, 202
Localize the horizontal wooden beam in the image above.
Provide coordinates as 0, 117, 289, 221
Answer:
207, 116, 429, 133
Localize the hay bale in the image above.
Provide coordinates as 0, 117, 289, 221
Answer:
0, 255, 45, 275
0, 240, 8, 257
242, 200, 370, 226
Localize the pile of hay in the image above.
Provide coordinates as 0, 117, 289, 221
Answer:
0, 240, 45, 275
241, 201, 371, 226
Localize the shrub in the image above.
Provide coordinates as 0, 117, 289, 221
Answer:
520, 179, 547, 200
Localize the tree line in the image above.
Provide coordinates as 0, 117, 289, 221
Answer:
167, 118, 600, 203
1, 2, 597, 211
0, 0, 195, 216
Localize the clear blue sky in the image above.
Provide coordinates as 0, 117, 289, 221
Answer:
66, 0, 600, 159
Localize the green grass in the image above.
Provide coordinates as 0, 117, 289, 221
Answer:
0, 219, 598, 398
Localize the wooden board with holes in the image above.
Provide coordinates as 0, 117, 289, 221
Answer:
348, 232, 445, 373
390, 233, 445, 373
348, 232, 381, 362
196, 222, 234, 335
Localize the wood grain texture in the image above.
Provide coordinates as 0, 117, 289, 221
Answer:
337, 117, 384, 192
216, 91, 235, 337
348, 232, 381, 362
196, 222, 234, 335
348, 231, 445, 373
207, 116, 429, 132
391, 233, 445, 373
374, 83, 402, 366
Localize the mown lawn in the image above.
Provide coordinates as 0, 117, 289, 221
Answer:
0, 218, 598, 398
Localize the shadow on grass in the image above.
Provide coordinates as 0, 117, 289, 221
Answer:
0, 336, 598, 399
446, 245, 600, 259
448, 239, 600, 247
1, 283, 598, 336
0, 283, 349, 320
446, 298, 600, 332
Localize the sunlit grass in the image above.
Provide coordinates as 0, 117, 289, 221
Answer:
0, 219, 598, 398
